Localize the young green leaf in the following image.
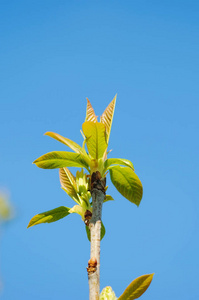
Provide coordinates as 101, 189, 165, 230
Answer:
85, 98, 98, 122
45, 131, 85, 154
100, 95, 116, 143
69, 205, 86, 218
100, 286, 117, 300
118, 273, 154, 300
27, 206, 70, 228
33, 151, 89, 170
82, 122, 107, 159
104, 158, 134, 173
109, 166, 143, 206
85, 221, 106, 241
104, 195, 114, 203
59, 168, 80, 203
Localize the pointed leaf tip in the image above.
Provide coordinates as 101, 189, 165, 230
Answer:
44, 131, 84, 154
85, 98, 98, 122
27, 206, 70, 228
100, 95, 117, 144
118, 273, 154, 300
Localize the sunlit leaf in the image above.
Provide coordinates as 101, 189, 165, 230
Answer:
104, 195, 114, 203
76, 169, 88, 194
118, 274, 154, 300
82, 122, 107, 159
100, 286, 117, 300
33, 151, 89, 170
59, 168, 80, 203
27, 206, 70, 228
45, 131, 85, 154
69, 205, 85, 218
85, 221, 106, 241
109, 166, 143, 206
104, 158, 134, 172
100, 95, 116, 143
85, 98, 98, 122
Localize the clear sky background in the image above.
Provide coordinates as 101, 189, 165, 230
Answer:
0, 1, 198, 299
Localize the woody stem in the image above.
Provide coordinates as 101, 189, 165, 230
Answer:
88, 173, 105, 300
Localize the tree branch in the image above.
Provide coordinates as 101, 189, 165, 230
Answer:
87, 172, 106, 300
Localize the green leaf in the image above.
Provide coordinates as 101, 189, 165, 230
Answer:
85, 98, 98, 122
45, 131, 85, 154
109, 166, 143, 206
82, 122, 107, 159
85, 225, 90, 240
85, 221, 106, 241
104, 158, 134, 172
69, 205, 85, 218
59, 168, 80, 203
27, 206, 70, 228
100, 286, 117, 300
33, 151, 89, 170
118, 274, 154, 300
101, 222, 106, 239
104, 195, 114, 203
100, 95, 116, 144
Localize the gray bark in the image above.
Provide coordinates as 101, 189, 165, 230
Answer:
87, 173, 106, 300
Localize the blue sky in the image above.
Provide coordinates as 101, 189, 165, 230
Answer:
0, 1, 199, 299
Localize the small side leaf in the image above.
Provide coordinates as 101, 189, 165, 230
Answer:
45, 132, 85, 154
27, 206, 70, 228
104, 195, 114, 203
118, 274, 154, 300
100, 95, 116, 143
59, 168, 80, 203
85, 98, 98, 122
104, 158, 134, 172
82, 122, 107, 159
33, 151, 89, 170
69, 205, 85, 218
85, 221, 106, 241
109, 166, 143, 206
101, 222, 106, 239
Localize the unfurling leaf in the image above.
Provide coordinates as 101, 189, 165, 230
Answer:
59, 168, 80, 203
118, 273, 154, 300
45, 131, 85, 154
85, 98, 98, 122
100, 286, 117, 300
27, 206, 70, 228
104, 158, 134, 172
100, 95, 116, 143
33, 151, 89, 170
82, 122, 107, 159
76, 168, 89, 196
85, 221, 106, 241
109, 166, 143, 206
